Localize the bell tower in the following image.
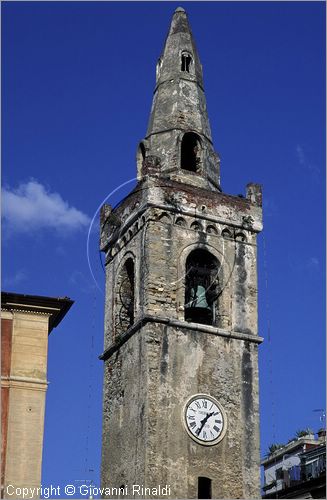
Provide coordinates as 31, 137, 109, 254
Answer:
100, 7, 263, 499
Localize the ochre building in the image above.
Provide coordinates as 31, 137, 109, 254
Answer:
1, 292, 73, 499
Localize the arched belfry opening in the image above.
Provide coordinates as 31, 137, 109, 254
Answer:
181, 51, 192, 72
181, 132, 201, 172
115, 258, 135, 337
184, 249, 219, 325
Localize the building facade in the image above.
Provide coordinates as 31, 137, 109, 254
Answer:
261, 430, 326, 498
100, 8, 263, 498
1, 292, 73, 499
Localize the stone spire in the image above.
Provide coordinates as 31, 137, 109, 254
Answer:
138, 8, 221, 191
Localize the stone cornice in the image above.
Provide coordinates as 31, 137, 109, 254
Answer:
99, 314, 263, 361
1, 292, 74, 333
2, 308, 51, 318
103, 200, 260, 254
1, 375, 48, 391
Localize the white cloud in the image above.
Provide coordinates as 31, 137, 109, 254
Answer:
2, 180, 90, 233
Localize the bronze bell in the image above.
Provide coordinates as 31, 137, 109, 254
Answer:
189, 285, 211, 310
185, 283, 213, 325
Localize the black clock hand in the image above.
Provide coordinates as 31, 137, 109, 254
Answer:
203, 411, 215, 425
196, 412, 215, 435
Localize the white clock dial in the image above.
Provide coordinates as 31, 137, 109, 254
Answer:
183, 394, 227, 446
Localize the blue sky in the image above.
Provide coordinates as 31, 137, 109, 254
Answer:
2, 1, 326, 495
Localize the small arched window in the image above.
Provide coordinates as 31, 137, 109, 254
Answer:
175, 217, 186, 227
206, 225, 218, 235
181, 132, 201, 172
198, 477, 212, 499
181, 52, 192, 72
185, 249, 219, 326
190, 221, 203, 232
115, 258, 135, 337
222, 228, 232, 239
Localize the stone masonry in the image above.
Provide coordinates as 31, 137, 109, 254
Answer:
100, 7, 263, 499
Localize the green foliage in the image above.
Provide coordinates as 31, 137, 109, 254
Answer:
267, 428, 317, 458
295, 428, 314, 438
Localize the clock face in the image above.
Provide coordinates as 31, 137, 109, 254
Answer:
183, 394, 227, 446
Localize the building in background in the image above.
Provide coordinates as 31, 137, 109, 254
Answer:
1, 292, 73, 499
261, 429, 326, 498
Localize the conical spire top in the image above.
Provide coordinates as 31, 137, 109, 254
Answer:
139, 9, 221, 192
153, 7, 204, 91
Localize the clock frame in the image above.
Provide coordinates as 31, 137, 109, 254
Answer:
182, 393, 227, 446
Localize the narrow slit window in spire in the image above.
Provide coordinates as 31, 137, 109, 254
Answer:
181, 52, 192, 72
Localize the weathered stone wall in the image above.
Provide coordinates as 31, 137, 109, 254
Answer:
101, 323, 260, 498
101, 179, 262, 498
144, 324, 260, 499
101, 332, 147, 490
